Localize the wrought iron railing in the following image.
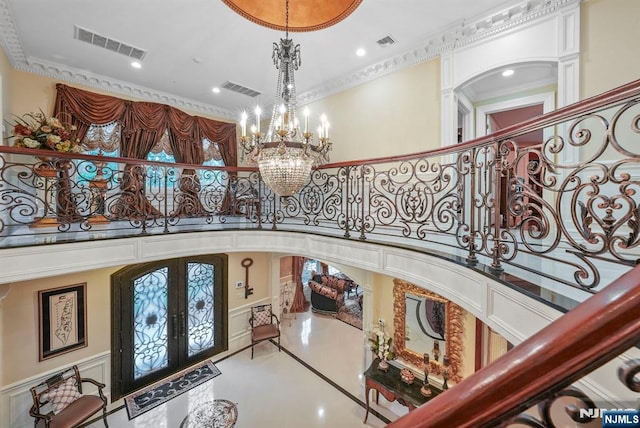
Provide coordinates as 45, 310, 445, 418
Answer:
1, 80, 639, 310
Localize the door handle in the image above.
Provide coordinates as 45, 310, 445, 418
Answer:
180, 312, 186, 337
172, 314, 178, 339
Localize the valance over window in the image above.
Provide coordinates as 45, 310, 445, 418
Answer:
53, 83, 237, 166
53, 84, 238, 219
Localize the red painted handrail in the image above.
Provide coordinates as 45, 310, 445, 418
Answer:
387, 264, 640, 427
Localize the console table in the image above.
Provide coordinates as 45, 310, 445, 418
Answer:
363, 358, 440, 423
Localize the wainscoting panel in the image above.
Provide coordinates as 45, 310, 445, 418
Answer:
0, 351, 111, 428
141, 232, 236, 259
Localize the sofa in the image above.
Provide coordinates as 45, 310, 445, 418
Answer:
309, 274, 348, 314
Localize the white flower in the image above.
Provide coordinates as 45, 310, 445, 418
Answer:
22, 138, 40, 148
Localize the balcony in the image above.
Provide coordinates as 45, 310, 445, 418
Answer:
1, 79, 639, 426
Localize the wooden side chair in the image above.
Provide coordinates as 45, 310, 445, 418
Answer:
30, 364, 108, 428
249, 303, 281, 359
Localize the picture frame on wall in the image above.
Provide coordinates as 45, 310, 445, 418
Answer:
38, 283, 87, 361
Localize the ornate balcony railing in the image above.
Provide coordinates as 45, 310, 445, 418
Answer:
0, 80, 639, 310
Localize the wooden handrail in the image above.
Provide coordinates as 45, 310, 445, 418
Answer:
387, 264, 640, 427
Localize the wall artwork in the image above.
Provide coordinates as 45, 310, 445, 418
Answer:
38, 283, 87, 361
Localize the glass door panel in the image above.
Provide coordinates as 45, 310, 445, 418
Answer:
133, 267, 169, 379
186, 262, 215, 357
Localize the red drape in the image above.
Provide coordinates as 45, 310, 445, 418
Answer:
52, 84, 238, 219
290, 256, 309, 313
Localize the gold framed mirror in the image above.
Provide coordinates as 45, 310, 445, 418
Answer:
393, 278, 464, 382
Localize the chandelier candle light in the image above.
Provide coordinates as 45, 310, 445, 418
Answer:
239, 0, 332, 197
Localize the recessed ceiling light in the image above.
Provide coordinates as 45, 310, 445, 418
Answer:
502, 69, 514, 77
356, 48, 366, 57
131, 61, 142, 69
212, 87, 220, 94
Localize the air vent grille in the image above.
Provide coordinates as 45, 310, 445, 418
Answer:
221, 81, 261, 98
74, 26, 147, 60
376, 35, 397, 47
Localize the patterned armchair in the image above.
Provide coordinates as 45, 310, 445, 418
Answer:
29, 365, 108, 428
249, 304, 281, 359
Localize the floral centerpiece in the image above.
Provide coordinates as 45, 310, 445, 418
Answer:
10, 110, 81, 154
368, 322, 394, 371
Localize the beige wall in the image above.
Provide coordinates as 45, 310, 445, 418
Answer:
302, 58, 441, 163
580, 0, 640, 98
227, 252, 271, 310
1, 252, 270, 386
2, 266, 119, 385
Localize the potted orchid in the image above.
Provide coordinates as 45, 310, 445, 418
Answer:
368, 321, 394, 371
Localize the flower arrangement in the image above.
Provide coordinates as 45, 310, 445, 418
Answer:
10, 110, 81, 153
368, 322, 394, 362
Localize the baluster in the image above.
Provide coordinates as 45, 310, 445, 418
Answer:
360, 165, 367, 241
344, 165, 351, 239
491, 141, 504, 273
467, 147, 478, 265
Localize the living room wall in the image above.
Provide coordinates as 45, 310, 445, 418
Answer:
0, 251, 271, 387
301, 57, 441, 163
580, 0, 640, 98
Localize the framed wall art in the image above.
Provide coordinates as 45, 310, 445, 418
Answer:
38, 283, 87, 361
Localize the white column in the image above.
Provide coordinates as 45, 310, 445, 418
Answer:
557, 1, 581, 164
361, 270, 375, 383
440, 52, 458, 148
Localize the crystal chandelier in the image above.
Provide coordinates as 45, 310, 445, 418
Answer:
239, 0, 331, 197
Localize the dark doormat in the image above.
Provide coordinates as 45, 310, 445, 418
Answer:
125, 360, 221, 420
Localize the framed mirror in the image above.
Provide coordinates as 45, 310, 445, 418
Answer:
393, 278, 464, 382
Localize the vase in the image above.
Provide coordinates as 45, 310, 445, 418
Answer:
378, 359, 389, 372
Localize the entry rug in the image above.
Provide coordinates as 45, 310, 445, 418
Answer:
180, 399, 238, 428
125, 360, 221, 420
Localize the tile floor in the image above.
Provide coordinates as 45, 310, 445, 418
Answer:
84, 307, 406, 428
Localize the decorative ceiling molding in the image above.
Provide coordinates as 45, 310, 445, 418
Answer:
297, 0, 581, 105
0, 0, 579, 116
221, 0, 363, 32
0, 0, 26, 65
16, 57, 236, 120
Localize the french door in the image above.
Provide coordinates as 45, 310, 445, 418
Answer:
111, 254, 227, 400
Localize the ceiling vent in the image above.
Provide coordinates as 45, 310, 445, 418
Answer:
376, 35, 397, 47
221, 81, 262, 98
74, 26, 147, 60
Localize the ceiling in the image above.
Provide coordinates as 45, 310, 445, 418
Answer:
2, 0, 546, 119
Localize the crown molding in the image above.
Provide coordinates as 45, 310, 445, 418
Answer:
17, 57, 236, 120
0, 0, 580, 114
297, 0, 581, 105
